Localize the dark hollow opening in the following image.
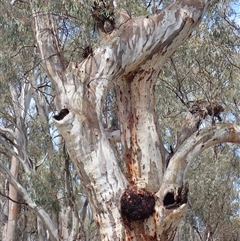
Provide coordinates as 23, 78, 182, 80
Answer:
53, 108, 69, 121
163, 192, 175, 206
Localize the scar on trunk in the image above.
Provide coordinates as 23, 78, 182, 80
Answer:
120, 186, 155, 221
53, 108, 69, 120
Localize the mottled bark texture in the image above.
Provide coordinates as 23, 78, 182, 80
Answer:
29, 1, 240, 240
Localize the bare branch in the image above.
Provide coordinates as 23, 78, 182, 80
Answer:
36, 153, 48, 169
0, 137, 30, 173
0, 191, 27, 206
162, 123, 240, 188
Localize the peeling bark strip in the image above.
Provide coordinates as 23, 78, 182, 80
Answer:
31, 0, 223, 240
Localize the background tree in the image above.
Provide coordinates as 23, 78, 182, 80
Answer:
0, 0, 239, 240
0, 1, 97, 240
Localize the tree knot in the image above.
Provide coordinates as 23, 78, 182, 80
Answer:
120, 186, 155, 221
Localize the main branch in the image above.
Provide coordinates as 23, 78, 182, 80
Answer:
156, 123, 240, 205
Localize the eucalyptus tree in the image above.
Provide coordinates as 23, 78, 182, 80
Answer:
0, 0, 240, 241
0, 71, 94, 240
0, 1, 94, 240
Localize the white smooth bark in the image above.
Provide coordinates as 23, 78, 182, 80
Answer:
5, 82, 32, 241
31, 0, 226, 240
162, 123, 240, 187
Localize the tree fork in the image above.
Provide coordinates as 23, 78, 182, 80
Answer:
31, 0, 223, 240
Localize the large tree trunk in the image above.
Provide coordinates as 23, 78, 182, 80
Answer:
28, 0, 240, 240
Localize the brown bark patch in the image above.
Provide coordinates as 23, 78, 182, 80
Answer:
120, 186, 155, 221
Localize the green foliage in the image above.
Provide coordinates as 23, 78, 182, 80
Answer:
157, 0, 240, 144
116, 0, 148, 16
28, 164, 62, 213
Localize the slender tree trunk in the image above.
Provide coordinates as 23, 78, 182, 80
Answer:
6, 156, 20, 241
6, 82, 32, 240
1, 179, 9, 241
